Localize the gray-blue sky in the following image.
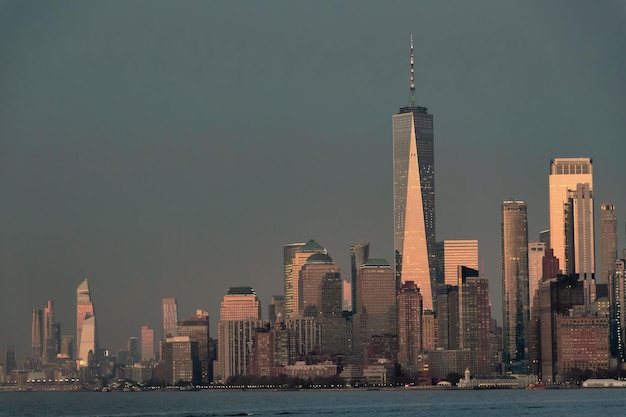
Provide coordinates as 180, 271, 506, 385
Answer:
1, 1, 625, 359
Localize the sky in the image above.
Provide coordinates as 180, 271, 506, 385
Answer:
1, 1, 625, 360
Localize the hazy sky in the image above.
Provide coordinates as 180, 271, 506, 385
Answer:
1, 1, 625, 360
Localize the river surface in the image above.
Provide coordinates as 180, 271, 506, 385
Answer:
1, 388, 625, 417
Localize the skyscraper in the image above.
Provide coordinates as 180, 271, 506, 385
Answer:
216, 287, 263, 381
393, 35, 435, 310
350, 242, 369, 313
548, 158, 593, 274
284, 240, 327, 319
31, 308, 43, 361
397, 280, 422, 375
141, 324, 155, 361
162, 298, 178, 339
528, 241, 546, 320
501, 200, 529, 364
76, 279, 97, 368
353, 258, 397, 362
600, 203, 617, 285
436, 240, 479, 286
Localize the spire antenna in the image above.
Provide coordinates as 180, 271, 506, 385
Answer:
409, 34, 415, 108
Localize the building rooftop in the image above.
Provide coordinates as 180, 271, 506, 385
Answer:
226, 286, 257, 296
299, 239, 326, 253
362, 258, 390, 267
305, 253, 334, 264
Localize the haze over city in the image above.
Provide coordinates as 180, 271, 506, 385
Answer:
1, 0, 625, 360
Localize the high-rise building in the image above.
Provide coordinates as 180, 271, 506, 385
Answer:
216, 287, 263, 382
393, 35, 435, 309
501, 200, 529, 364
568, 183, 595, 285
177, 310, 211, 383
160, 336, 201, 385
268, 295, 285, 325
284, 240, 327, 318
397, 281, 422, 376
353, 258, 397, 362
128, 337, 139, 363
76, 279, 97, 368
43, 300, 59, 363
31, 309, 43, 362
300, 253, 340, 317
600, 204, 617, 285
549, 158, 593, 274
538, 274, 584, 382
610, 259, 626, 363
141, 325, 155, 361
436, 240, 479, 286
528, 241, 546, 320
458, 269, 491, 376
161, 298, 178, 339
350, 242, 370, 313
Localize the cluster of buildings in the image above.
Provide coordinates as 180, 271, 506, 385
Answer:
2, 38, 625, 388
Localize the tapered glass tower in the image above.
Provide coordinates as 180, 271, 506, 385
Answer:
393, 35, 435, 310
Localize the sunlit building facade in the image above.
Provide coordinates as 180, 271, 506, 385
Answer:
393, 36, 435, 310
549, 158, 593, 275
284, 240, 327, 318
161, 298, 178, 340
76, 279, 97, 368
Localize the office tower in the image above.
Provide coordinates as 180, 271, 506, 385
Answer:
556, 314, 609, 378
397, 281, 422, 375
268, 295, 285, 325
538, 274, 584, 382
76, 279, 97, 367
568, 183, 595, 283
43, 300, 60, 362
161, 336, 201, 385
501, 200, 529, 364
162, 298, 178, 339
601, 204, 617, 285
435, 240, 479, 286
216, 287, 263, 382
319, 267, 348, 355
393, 35, 435, 309
141, 325, 155, 361
219, 287, 261, 320
350, 242, 370, 313
128, 337, 139, 363
422, 310, 437, 352
284, 240, 327, 318
5, 347, 16, 376
31, 309, 43, 361
353, 258, 397, 362
284, 317, 321, 360
528, 241, 546, 320
178, 310, 211, 383
435, 284, 459, 350
300, 253, 340, 317
549, 158, 593, 274
249, 327, 273, 376
610, 260, 626, 363
459, 269, 491, 375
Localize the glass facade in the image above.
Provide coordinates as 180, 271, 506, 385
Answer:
501, 200, 529, 364
393, 108, 434, 310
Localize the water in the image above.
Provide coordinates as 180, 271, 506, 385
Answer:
1, 388, 626, 417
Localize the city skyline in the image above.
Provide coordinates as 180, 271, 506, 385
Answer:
1, 1, 625, 359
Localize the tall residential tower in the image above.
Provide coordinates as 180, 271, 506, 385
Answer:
501, 200, 529, 364
393, 35, 435, 310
